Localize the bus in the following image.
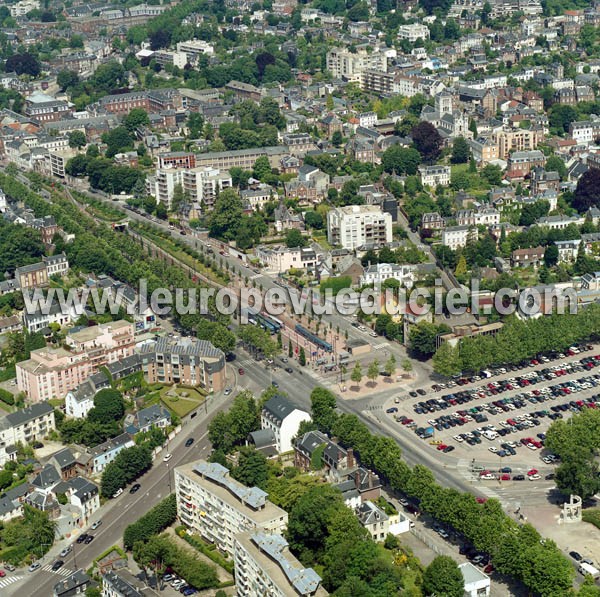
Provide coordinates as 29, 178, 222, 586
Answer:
295, 324, 333, 352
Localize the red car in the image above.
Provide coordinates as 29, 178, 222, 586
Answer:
484, 564, 495, 574
401, 418, 414, 425
238, 368, 245, 375
527, 469, 538, 476
0, 570, 5, 578
476, 497, 487, 504
437, 444, 448, 451
500, 474, 511, 481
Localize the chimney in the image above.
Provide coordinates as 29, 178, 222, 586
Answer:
368, 471, 374, 489
354, 471, 360, 490
347, 447, 354, 469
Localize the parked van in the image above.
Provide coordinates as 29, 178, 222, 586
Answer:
483, 430, 498, 440
578, 563, 600, 579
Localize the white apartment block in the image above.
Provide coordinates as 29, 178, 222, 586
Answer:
177, 40, 215, 58
234, 532, 328, 597
397, 23, 431, 42
442, 225, 478, 250
175, 461, 288, 556
0, 403, 55, 452
358, 112, 377, 128
326, 48, 387, 82
327, 205, 393, 250
419, 165, 451, 187
147, 166, 231, 210
570, 120, 600, 145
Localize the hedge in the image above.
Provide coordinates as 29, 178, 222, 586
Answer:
0, 388, 15, 406
123, 494, 177, 550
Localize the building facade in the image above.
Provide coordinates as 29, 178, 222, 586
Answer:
327, 205, 393, 250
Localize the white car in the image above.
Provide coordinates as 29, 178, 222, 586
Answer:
112, 488, 123, 498
488, 447, 498, 453
453, 435, 464, 443
163, 453, 173, 463
528, 473, 541, 480
480, 473, 495, 480
224, 388, 232, 396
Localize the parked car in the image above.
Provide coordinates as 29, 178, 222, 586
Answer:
76, 534, 88, 544
163, 453, 173, 463
91, 520, 102, 530
570, 551, 583, 562
59, 546, 72, 557
84, 535, 94, 544
28, 562, 41, 572
130, 484, 141, 494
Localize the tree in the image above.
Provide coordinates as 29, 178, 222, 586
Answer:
123, 108, 150, 132
411, 121, 443, 162
409, 322, 445, 360
299, 346, 306, 366
68, 130, 86, 149
384, 354, 397, 376
350, 362, 362, 385
367, 360, 379, 384
544, 244, 559, 267
304, 211, 324, 229
433, 342, 462, 377
232, 447, 269, 488
545, 155, 567, 181
208, 391, 260, 453
123, 495, 177, 549
423, 556, 464, 597
6, 53, 40, 76
57, 70, 79, 91
573, 169, 600, 213
455, 254, 468, 277
381, 145, 421, 175
332, 130, 343, 147
208, 188, 244, 240
102, 126, 134, 158
555, 457, 600, 500
310, 387, 337, 431
252, 155, 271, 181
482, 164, 503, 186
87, 388, 125, 425
285, 228, 306, 248
450, 136, 470, 164
519, 200, 549, 226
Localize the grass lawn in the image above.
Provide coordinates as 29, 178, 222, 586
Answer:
48, 398, 64, 409
312, 233, 331, 250
160, 385, 207, 418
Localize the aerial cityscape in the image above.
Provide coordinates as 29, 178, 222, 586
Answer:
0, 0, 600, 595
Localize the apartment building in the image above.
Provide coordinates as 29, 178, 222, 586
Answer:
361, 69, 395, 94
89, 432, 135, 474
157, 152, 197, 169
234, 532, 328, 597
147, 166, 232, 210
0, 402, 55, 449
16, 321, 135, 402
507, 150, 546, 176
255, 245, 318, 274
326, 48, 387, 83
139, 336, 226, 393
493, 126, 541, 160
327, 205, 393, 250
24, 92, 71, 123
98, 88, 183, 115
193, 146, 288, 171
14, 253, 69, 289
397, 23, 430, 42
175, 460, 288, 556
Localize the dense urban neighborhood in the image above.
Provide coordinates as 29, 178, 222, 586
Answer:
2, 0, 600, 596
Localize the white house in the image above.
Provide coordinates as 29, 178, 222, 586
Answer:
355, 501, 411, 542
67, 477, 100, 524
327, 205, 393, 250
442, 225, 478, 250
65, 372, 111, 419
261, 395, 311, 453
418, 165, 451, 187
555, 239, 581, 263
360, 263, 416, 288
459, 562, 491, 597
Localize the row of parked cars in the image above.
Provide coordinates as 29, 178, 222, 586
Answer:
430, 345, 595, 393
163, 572, 198, 595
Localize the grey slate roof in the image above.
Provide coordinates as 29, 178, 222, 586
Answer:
3, 402, 53, 429
31, 463, 61, 489
262, 395, 298, 424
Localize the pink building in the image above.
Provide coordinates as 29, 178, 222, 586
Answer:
16, 321, 135, 403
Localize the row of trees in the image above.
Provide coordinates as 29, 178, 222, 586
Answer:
432, 307, 600, 376
1, 505, 56, 564
237, 325, 280, 360
66, 153, 144, 195
308, 388, 575, 596
545, 408, 600, 500
124, 494, 177, 550
100, 445, 152, 498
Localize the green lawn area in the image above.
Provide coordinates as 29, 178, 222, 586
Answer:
48, 398, 64, 409
160, 385, 208, 418
450, 163, 491, 193
312, 233, 331, 250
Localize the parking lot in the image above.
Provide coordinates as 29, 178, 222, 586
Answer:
386, 344, 600, 482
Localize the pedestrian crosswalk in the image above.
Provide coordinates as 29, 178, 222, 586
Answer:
0, 575, 21, 589
41, 565, 74, 577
